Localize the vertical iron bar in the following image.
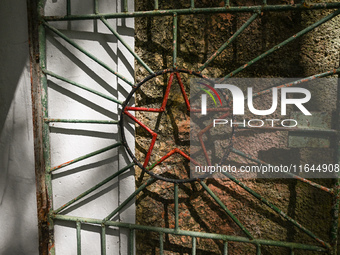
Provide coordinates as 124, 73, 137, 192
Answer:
129, 229, 134, 255
28, 0, 55, 253
94, 0, 99, 14
67, 0, 71, 16
191, 0, 195, 9
290, 249, 294, 255
123, 0, 128, 12
101, 225, 106, 255
331, 181, 340, 250
225, 0, 230, 7
159, 232, 164, 255
39, 7, 55, 254
224, 242, 228, 254
154, 0, 159, 10
256, 244, 261, 255
39, 2, 49, 205
263, 0, 267, 5
76, 221, 81, 255
331, 71, 340, 254
192, 236, 196, 255
174, 183, 179, 231
173, 14, 178, 68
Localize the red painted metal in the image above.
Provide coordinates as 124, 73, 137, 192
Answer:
123, 110, 158, 167
175, 72, 190, 111
124, 72, 195, 169
124, 70, 233, 173
125, 106, 163, 112
151, 148, 200, 169
161, 73, 175, 110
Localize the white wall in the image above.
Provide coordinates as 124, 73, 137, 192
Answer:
0, 0, 135, 254
0, 1, 39, 254
44, 0, 135, 254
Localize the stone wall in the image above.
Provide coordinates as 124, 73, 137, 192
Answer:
134, 1, 340, 254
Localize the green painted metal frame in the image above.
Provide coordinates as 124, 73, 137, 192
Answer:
32, 0, 340, 254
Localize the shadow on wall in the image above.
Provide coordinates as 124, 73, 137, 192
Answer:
1, 0, 136, 253
0, 0, 39, 254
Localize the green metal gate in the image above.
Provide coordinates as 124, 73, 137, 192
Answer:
28, 0, 340, 254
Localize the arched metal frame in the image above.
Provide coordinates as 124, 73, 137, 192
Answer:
30, 0, 340, 254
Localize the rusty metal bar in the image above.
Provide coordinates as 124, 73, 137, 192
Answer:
28, 0, 55, 253
40, 5, 56, 255
43, 69, 123, 104
43, 21, 134, 87
43, 3, 340, 21
53, 163, 135, 214
173, 14, 178, 68
53, 214, 327, 252
100, 18, 154, 74
154, 0, 158, 10
199, 12, 259, 72
224, 8, 340, 78
50, 142, 122, 172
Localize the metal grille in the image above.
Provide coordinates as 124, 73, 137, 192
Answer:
29, 0, 340, 254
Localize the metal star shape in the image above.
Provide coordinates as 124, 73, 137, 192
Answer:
123, 72, 193, 174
